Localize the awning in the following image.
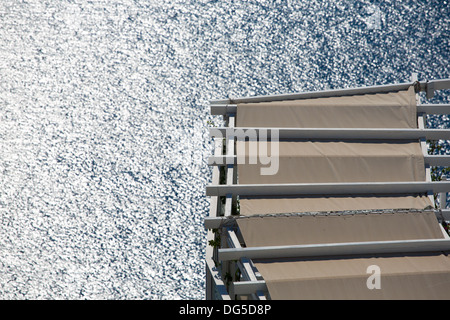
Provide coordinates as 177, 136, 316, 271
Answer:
237, 211, 449, 299
236, 211, 445, 247
205, 79, 450, 300
253, 252, 450, 300
233, 86, 448, 299
236, 87, 433, 215
236, 86, 417, 128
239, 194, 432, 215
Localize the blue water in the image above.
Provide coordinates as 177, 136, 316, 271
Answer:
0, 0, 448, 299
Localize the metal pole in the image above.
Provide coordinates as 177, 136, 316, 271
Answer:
441, 175, 448, 210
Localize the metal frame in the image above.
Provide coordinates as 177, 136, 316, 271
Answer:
219, 238, 450, 261
209, 154, 450, 167
204, 77, 450, 300
211, 103, 450, 117
210, 79, 450, 105
210, 127, 450, 140
206, 181, 450, 197
204, 209, 450, 230
205, 135, 231, 300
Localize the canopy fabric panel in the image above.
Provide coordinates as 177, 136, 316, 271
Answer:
237, 140, 426, 184
239, 194, 433, 216
253, 253, 450, 300
236, 211, 444, 248
236, 86, 417, 128
237, 139, 432, 215
230, 85, 449, 299
235, 85, 431, 216
237, 209, 448, 300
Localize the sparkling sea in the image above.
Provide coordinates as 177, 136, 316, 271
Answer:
0, 0, 449, 299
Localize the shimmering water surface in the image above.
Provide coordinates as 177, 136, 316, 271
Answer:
0, 0, 448, 299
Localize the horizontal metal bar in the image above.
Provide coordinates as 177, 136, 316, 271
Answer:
210, 104, 237, 116
210, 127, 450, 140
210, 82, 415, 104
210, 79, 450, 105
211, 103, 450, 117
205, 216, 235, 229
429, 79, 450, 91
219, 238, 450, 261
208, 155, 450, 167
425, 155, 450, 167
417, 104, 450, 115
441, 209, 450, 221
232, 280, 268, 296
423, 79, 450, 99
206, 181, 450, 197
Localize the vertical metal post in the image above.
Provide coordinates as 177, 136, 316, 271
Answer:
412, 73, 435, 205
225, 114, 236, 216
441, 175, 448, 210
205, 264, 213, 300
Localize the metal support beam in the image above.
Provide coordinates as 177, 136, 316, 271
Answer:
226, 229, 241, 249
440, 209, 450, 221
210, 79, 450, 105
422, 79, 450, 91
210, 127, 450, 141
205, 259, 231, 300
206, 180, 450, 197
226, 228, 267, 300
212, 103, 450, 117
210, 104, 238, 116
208, 154, 450, 167
210, 82, 416, 104
236, 256, 267, 299
425, 155, 450, 167
219, 238, 450, 261
417, 104, 450, 115
205, 136, 231, 300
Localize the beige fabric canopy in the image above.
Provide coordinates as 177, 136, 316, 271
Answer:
237, 140, 425, 184
236, 86, 417, 128
231, 86, 449, 299
254, 253, 450, 300
236, 87, 433, 215
237, 212, 450, 300
239, 194, 432, 215
236, 211, 444, 248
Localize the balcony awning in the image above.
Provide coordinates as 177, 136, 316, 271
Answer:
233, 86, 448, 299
237, 211, 449, 299
205, 79, 450, 300
236, 87, 433, 215
236, 211, 445, 248
236, 86, 417, 129
253, 252, 450, 300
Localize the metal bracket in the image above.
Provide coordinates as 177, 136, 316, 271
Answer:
426, 80, 435, 99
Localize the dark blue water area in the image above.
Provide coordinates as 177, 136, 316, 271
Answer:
0, 0, 448, 299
